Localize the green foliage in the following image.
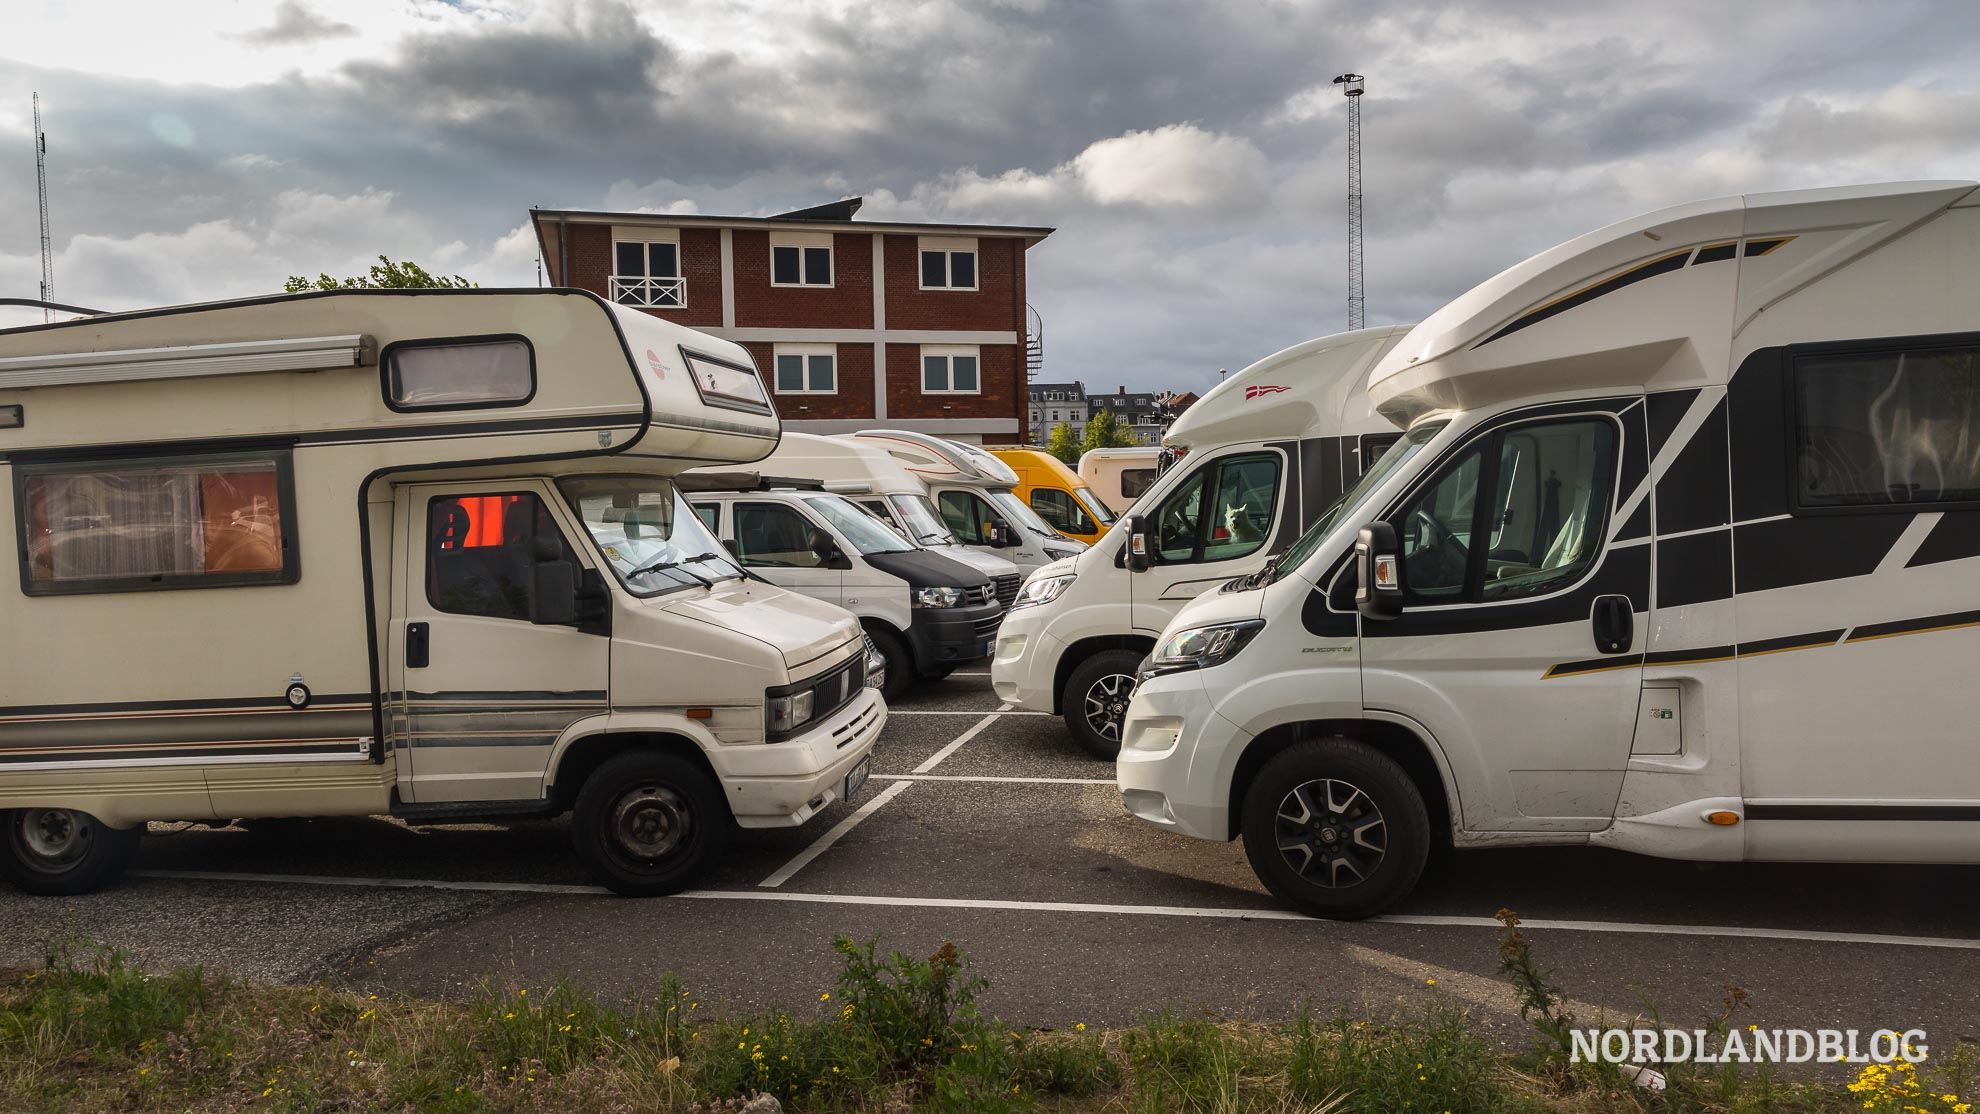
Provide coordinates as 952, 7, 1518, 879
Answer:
1289, 1002, 1521, 1114
1081, 408, 1136, 455
284, 255, 473, 293
1046, 421, 1082, 466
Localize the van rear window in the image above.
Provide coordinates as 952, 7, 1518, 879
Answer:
1795, 343, 1980, 509
16, 452, 298, 595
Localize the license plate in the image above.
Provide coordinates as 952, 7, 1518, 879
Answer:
843, 754, 871, 801
984, 639, 997, 657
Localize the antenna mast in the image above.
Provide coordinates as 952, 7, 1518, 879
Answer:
1331, 73, 1364, 330
34, 93, 53, 323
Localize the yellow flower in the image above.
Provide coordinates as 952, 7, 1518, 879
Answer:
820, 993, 831, 1001
1425, 978, 1436, 986
358, 1009, 375, 1021
1075, 1022, 1086, 1032
519, 989, 527, 997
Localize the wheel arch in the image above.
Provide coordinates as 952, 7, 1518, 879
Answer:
548, 729, 725, 814
1052, 633, 1156, 715
1225, 717, 1456, 846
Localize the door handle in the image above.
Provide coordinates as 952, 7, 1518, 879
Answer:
406, 622, 430, 669
1591, 595, 1633, 655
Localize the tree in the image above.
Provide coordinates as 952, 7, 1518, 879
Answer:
1046, 422, 1082, 466
1080, 409, 1135, 456
284, 255, 472, 293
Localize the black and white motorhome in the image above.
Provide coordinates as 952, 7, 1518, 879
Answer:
1118, 181, 1980, 918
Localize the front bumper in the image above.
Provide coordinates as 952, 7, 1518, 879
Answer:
1114, 668, 1250, 842
906, 600, 1005, 670
723, 686, 887, 828
990, 602, 1059, 712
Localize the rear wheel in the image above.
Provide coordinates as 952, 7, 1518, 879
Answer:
1239, 738, 1431, 920
1062, 649, 1146, 760
1, 808, 143, 896
866, 626, 913, 701
573, 751, 730, 897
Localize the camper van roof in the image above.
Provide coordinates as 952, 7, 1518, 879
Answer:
688, 431, 923, 496
0, 288, 780, 468
851, 429, 1021, 486
1368, 180, 1980, 425
1163, 325, 1411, 450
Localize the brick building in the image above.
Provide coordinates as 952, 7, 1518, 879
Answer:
529, 198, 1052, 443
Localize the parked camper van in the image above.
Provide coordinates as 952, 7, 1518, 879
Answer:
1118, 181, 1980, 919
850, 430, 1086, 573
991, 448, 1117, 545
680, 479, 1005, 696
0, 290, 884, 897
728, 432, 1025, 609
991, 328, 1406, 756
1078, 446, 1161, 514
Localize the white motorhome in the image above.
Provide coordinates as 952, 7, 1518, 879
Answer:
1078, 446, 1161, 514
849, 430, 1086, 573
991, 328, 1406, 756
1118, 181, 1980, 919
678, 479, 1005, 695
727, 432, 1025, 609
0, 290, 883, 897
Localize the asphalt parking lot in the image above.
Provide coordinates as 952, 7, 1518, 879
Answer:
3, 672, 1977, 1056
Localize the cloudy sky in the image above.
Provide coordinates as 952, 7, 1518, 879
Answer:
4, 0, 1980, 393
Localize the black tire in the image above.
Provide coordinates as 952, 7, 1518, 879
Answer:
572, 751, 731, 897
1, 809, 142, 896
866, 625, 914, 701
1239, 738, 1431, 920
1061, 649, 1146, 760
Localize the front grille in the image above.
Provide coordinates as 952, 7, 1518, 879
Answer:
967, 584, 995, 606
808, 653, 866, 725
992, 573, 1021, 606
973, 612, 1003, 640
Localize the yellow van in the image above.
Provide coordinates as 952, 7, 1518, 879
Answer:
990, 448, 1117, 545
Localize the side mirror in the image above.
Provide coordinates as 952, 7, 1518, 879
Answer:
806, 527, 845, 566
530, 559, 578, 625
1354, 521, 1404, 620
1125, 514, 1151, 572
984, 520, 1011, 549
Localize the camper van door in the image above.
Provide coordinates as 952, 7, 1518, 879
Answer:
1130, 445, 1289, 633
392, 481, 611, 804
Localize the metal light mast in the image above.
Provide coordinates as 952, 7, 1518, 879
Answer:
1331, 73, 1364, 330
33, 93, 53, 322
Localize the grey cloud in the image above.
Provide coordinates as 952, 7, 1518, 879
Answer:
239, 0, 357, 46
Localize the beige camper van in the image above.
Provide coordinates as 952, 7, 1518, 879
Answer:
0, 290, 884, 896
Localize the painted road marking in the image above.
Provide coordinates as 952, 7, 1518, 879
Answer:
875, 774, 1113, 785
886, 709, 1047, 716
911, 706, 1009, 773
124, 869, 1980, 952
757, 780, 913, 889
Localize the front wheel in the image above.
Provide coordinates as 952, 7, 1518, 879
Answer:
573, 751, 731, 897
1061, 649, 1146, 760
865, 626, 914, 701
1239, 738, 1431, 920
1, 808, 143, 896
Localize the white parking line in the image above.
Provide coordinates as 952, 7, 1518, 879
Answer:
911, 706, 1009, 773
948, 671, 991, 676
875, 774, 1113, 785
887, 709, 1047, 716
124, 868, 1980, 951
757, 780, 912, 888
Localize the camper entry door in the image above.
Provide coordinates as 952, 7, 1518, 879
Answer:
389, 481, 610, 804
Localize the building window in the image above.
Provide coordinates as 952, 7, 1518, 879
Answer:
611, 233, 684, 308
773, 343, 838, 394
1050, 410, 1060, 423
919, 236, 978, 291
771, 232, 834, 288
921, 344, 981, 394
18, 451, 299, 595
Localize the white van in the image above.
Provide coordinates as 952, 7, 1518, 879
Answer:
1078, 446, 1161, 514
681, 480, 1005, 695
1118, 181, 1980, 919
726, 432, 1025, 609
992, 328, 1405, 756
849, 430, 1086, 573
0, 290, 883, 897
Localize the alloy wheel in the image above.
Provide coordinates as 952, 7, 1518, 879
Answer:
1273, 779, 1386, 888
1081, 673, 1136, 742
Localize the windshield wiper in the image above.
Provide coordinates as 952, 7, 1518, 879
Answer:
624, 554, 720, 587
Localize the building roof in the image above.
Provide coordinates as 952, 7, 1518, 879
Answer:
530, 198, 1054, 242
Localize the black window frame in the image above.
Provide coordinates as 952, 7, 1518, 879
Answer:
423, 490, 579, 620
1786, 331, 1980, 517
380, 333, 537, 415
15, 446, 303, 597
678, 345, 776, 418
1151, 450, 1284, 566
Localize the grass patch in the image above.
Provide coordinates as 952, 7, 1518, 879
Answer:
0, 923, 1969, 1112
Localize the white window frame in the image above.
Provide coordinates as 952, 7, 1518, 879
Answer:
609, 227, 685, 309
921, 343, 982, 395
772, 342, 839, 395
918, 235, 979, 291
770, 231, 835, 289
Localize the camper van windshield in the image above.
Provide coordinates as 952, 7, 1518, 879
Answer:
1075, 487, 1117, 525
887, 494, 958, 546
990, 491, 1062, 539
1271, 420, 1449, 584
559, 476, 745, 595
801, 494, 915, 555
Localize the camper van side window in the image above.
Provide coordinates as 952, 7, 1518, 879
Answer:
1794, 342, 1980, 510
383, 337, 534, 412
426, 493, 573, 621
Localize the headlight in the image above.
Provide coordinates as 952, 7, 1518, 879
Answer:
765, 689, 816, 735
1146, 619, 1266, 675
1010, 573, 1075, 611
1045, 545, 1080, 560
911, 585, 969, 609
